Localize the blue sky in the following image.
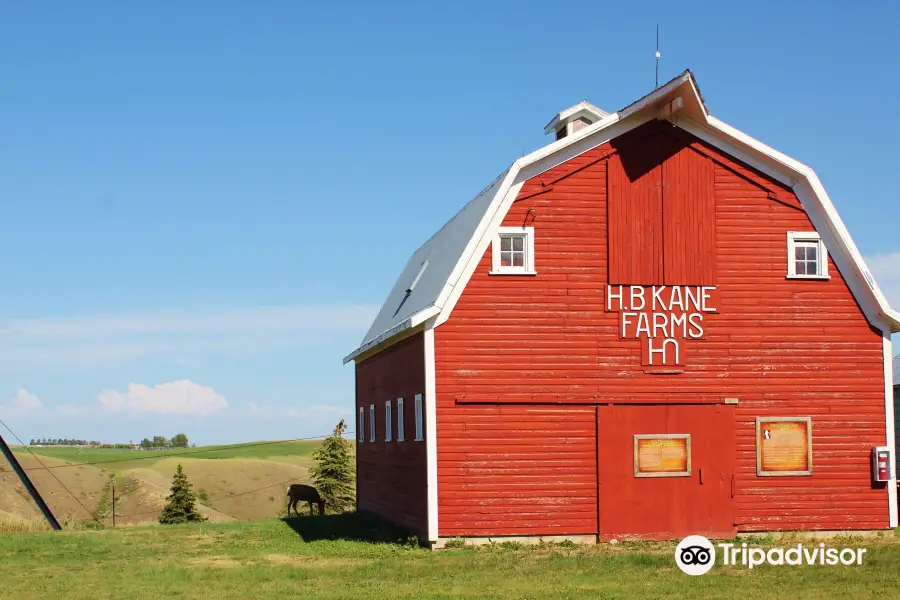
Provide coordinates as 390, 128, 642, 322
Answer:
1, 1, 898, 444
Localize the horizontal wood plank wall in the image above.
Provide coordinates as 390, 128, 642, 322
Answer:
435, 150, 607, 537
434, 124, 888, 534
716, 164, 887, 531
436, 405, 597, 536
355, 332, 427, 536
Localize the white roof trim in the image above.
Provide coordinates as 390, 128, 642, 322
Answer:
348, 71, 900, 363
343, 305, 439, 364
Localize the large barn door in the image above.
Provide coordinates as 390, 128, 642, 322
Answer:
607, 129, 716, 286
607, 142, 663, 285
661, 135, 716, 285
597, 404, 735, 540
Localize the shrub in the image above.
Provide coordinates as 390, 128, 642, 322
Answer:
159, 464, 207, 525
309, 420, 355, 513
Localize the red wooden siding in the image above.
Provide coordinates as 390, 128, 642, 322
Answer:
662, 137, 716, 285
437, 405, 597, 537
355, 331, 427, 536
716, 164, 888, 532
607, 142, 663, 285
434, 122, 889, 536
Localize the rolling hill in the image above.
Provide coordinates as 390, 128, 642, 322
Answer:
0, 440, 332, 530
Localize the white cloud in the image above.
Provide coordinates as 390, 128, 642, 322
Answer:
866, 253, 900, 308
1, 305, 378, 341
0, 389, 44, 417
98, 380, 228, 417
241, 402, 346, 420
0, 304, 378, 371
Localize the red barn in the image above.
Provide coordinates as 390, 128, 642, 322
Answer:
344, 71, 899, 546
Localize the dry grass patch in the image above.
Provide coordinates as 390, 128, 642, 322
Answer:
262, 553, 373, 568
188, 555, 243, 568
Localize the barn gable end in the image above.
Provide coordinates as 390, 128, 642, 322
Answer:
435, 122, 890, 537
348, 71, 899, 544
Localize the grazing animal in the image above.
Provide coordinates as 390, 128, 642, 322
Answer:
286, 483, 325, 516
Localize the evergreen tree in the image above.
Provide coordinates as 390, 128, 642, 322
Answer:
309, 419, 355, 513
158, 464, 207, 524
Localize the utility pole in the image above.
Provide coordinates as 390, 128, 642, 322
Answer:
112, 483, 116, 527
0, 433, 61, 531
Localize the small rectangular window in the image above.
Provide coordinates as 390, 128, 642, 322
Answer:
414, 394, 424, 441
385, 400, 392, 442
369, 404, 375, 442
397, 397, 405, 441
358, 407, 364, 442
787, 232, 828, 279
491, 226, 536, 275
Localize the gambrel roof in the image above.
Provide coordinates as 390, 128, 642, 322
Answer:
345, 70, 900, 363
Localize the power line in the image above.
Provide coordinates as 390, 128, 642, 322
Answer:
113, 476, 303, 520
15, 433, 352, 472
0, 418, 102, 525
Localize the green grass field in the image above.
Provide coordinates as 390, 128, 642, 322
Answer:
0, 517, 898, 599
16, 439, 323, 467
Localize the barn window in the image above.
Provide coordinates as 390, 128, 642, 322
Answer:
787, 232, 828, 279
358, 407, 364, 442
385, 400, 393, 442
491, 226, 536, 275
414, 394, 424, 441
397, 397, 405, 441
369, 404, 375, 442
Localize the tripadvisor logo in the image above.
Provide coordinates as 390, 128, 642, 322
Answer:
676, 535, 716, 576
675, 535, 868, 576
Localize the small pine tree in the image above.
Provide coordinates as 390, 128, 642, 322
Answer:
158, 464, 207, 524
309, 419, 355, 513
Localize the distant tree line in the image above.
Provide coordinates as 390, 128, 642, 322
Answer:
139, 433, 190, 449
29, 433, 190, 449
29, 439, 104, 447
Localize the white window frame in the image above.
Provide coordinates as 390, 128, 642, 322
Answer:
397, 397, 405, 442
490, 226, 536, 275
358, 407, 364, 442
787, 231, 829, 280
414, 394, 424, 441
369, 404, 375, 442
385, 400, 392, 442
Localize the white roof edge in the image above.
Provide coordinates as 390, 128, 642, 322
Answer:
618, 71, 703, 121
343, 305, 440, 364
705, 115, 900, 333
432, 110, 629, 315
